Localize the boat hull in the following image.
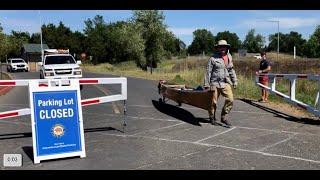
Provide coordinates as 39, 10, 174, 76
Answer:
158, 81, 214, 111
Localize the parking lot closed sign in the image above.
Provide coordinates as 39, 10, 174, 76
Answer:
29, 80, 86, 163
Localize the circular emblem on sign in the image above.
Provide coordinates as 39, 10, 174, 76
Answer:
52, 124, 65, 138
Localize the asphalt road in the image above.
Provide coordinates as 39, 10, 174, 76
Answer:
0, 69, 320, 169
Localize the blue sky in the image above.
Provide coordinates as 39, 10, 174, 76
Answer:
1, 10, 320, 46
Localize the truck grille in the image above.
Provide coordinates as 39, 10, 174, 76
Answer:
54, 69, 72, 75
17, 65, 25, 67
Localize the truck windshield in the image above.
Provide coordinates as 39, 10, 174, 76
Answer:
11, 59, 25, 63
45, 56, 76, 65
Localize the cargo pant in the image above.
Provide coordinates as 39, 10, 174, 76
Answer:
208, 84, 234, 119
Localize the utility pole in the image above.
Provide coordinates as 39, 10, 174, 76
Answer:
150, 59, 153, 74
264, 20, 280, 61
277, 20, 279, 61
39, 11, 44, 62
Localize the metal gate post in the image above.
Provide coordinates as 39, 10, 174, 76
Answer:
290, 78, 296, 101
316, 91, 320, 108
122, 100, 127, 133
271, 76, 276, 91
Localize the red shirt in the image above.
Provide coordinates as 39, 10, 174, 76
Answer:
222, 55, 228, 66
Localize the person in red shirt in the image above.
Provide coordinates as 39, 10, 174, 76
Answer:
257, 52, 271, 103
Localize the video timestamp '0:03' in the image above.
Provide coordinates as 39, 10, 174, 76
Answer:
7, 156, 19, 162
3, 154, 22, 167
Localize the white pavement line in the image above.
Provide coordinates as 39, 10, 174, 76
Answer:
232, 110, 270, 115
235, 126, 307, 136
182, 147, 214, 158
94, 84, 120, 114
131, 122, 185, 136
98, 132, 320, 164
0, 119, 30, 126
257, 152, 320, 164
83, 112, 180, 122
0, 104, 27, 107
124, 116, 180, 122
195, 127, 236, 143
83, 112, 320, 138
133, 163, 154, 169
128, 104, 270, 115
84, 111, 320, 138
236, 126, 291, 134
134, 147, 215, 170
257, 134, 297, 152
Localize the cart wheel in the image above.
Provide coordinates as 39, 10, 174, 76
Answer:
162, 97, 166, 104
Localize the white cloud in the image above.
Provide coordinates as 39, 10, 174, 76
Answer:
269, 17, 319, 28
240, 17, 320, 29
168, 27, 215, 36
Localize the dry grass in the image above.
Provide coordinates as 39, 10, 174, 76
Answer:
82, 54, 319, 118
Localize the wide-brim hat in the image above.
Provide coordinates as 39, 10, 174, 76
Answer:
215, 40, 231, 47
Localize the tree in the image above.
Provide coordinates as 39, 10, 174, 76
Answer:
29, 33, 41, 44
243, 29, 265, 53
69, 31, 87, 58
0, 23, 11, 61
302, 25, 320, 58
0, 31, 10, 62
163, 31, 181, 59
11, 31, 30, 42
215, 31, 241, 53
84, 15, 109, 64
7, 31, 30, 57
268, 31, 306, 56
286, 32, 306, 56
132, 10, 167, 70
42, 22, 72, 49
187, 29, 215, 55
105, 21, 145, 64
36, 22, 87, 58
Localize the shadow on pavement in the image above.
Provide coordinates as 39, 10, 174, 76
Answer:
239, 98, 320, 125
22, 146, 34, 162
0, 126, 122, 141
84, 126, 123, 133
152, 100, 209, 126
22, 146, 80, 163
0, 132, 32, 140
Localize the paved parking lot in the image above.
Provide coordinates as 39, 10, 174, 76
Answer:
0, 71, 320, 169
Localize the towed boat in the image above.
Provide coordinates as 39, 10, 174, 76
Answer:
157, 80, 214, 111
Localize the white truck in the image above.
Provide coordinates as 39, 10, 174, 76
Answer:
38, 49, 83, 89
7, 58, 29, 72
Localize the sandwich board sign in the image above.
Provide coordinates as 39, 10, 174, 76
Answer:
29, 79, 86, 164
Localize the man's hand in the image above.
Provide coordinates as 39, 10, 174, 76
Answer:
233, 83, 237, 89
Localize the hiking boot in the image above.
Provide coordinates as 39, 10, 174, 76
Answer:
221, 116, 232, 126
209, 116, 217, 125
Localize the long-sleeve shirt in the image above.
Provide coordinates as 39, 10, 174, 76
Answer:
204, 53, 238, 88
